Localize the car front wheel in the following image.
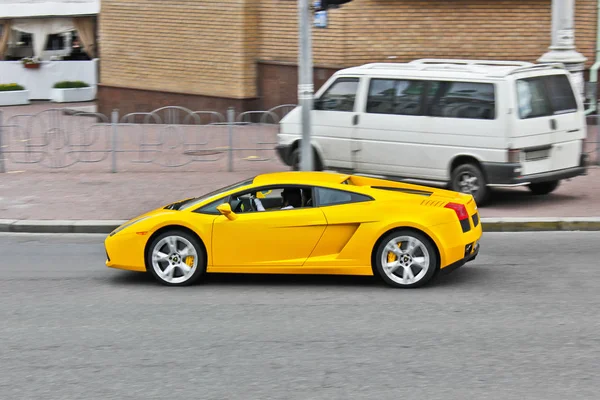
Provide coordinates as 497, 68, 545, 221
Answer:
146, 230, 205, 286
374, 230, 438, 288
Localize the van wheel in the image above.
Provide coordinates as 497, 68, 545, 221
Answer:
290, 147, 322, 171
528, 180, 559, 195
451, 163, 490, 205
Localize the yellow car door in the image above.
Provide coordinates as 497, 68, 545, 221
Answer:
211, 207, 328, 268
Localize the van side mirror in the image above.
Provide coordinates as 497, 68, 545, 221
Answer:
216, 203, 237, 221
314, 98, 323, 110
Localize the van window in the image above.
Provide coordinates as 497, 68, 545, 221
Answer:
366, 79, 425, 115
544, 75, 578, 114
516, 78, 551, 118
427, 81, 496, 120
316, 77, 359, 112
516, 74, 577, 119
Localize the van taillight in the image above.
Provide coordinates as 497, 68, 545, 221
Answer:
445, 202, 469, 221
508, 148, 521, 163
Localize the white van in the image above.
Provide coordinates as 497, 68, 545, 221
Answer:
275, 59, 589, 205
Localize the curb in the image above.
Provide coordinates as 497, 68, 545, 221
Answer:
2, 218, 600, 234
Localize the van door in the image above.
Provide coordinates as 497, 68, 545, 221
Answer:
353, 77, 431, 178
512, 73, 585, 176
312, 76, 362, 170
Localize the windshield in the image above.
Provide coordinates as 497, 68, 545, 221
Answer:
172, 177, 255, 211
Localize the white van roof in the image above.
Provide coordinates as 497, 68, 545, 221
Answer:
336, 58, 568, 79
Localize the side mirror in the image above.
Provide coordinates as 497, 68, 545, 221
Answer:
216, 203, 237, 221
313, 98, 323, 110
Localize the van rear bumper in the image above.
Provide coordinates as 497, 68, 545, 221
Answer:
482, 154, 589, 186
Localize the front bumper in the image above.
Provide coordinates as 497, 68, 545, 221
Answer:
439, 241, 480, 275
481, 153, 589, 186
275, 144, 293, 166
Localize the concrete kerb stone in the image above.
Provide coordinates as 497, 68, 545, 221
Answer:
2, 218, 600, 234
482, 217, 600, 232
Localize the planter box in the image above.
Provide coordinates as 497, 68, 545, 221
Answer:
50, 86, 95, 103
0, 90, 30, 106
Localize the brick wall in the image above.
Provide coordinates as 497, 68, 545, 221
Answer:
259, 0, 597, 68
99, 0, 259, 100
98, 0, 598, 114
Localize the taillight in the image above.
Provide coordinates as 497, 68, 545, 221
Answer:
507, 148, 521, 163
445, 202, 468, 221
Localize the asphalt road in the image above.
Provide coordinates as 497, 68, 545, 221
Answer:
1, 232, 599, 400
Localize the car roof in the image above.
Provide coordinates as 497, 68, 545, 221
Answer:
335, 58, 568, 80
252, 171, 350, 187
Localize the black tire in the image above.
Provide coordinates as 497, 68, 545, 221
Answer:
528, 180, 559, 195
290, 147, 322, 171
373, 229, 439, 289
450, 163, 490, 205
145, 229, 206, 286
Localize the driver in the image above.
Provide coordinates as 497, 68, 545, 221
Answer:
253, 188, 302, 211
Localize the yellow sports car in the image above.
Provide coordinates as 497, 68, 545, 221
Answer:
104, 171, 482, 288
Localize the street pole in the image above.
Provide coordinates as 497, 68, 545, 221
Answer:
298, 0, 314, 171
538, 0, 587, 101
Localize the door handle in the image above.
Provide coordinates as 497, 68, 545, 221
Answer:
550, 119, 557, 130
352, 114, 359, 125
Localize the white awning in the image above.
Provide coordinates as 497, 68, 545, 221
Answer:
0, 0, 99, 18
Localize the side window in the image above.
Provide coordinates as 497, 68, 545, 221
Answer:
517, 78, 552, 119
229, 186, 313, 213
366, 79, 424, 115
316, 187, 372, 206
428, 81, 496, 119
543, 74, 578, 114
196, 196, 229, 215
316, 78, 359, 112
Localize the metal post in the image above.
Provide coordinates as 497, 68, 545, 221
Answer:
538, 0, 587, 101
597, 109, 600, 165
227, 107, 234, 172
0, 110, 5, 173
111, 109, 118, 173
298, 0, 314, 171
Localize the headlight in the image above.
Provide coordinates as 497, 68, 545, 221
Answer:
109, 216, 151, 236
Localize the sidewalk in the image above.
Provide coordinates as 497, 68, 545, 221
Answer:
1, 167, 599, 220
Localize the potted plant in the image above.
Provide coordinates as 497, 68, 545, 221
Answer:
50, 80, 95, 103
21, 57, 41, 69
0, 83, 30, 106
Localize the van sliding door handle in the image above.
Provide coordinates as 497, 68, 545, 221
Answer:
352, 115, 359, 125
550, 119, 557, 130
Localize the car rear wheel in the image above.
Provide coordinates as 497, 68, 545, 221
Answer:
374, 230, 438, 288
146, 230, 205, 286
450, 163, 490, 205
528, 180, 559, 195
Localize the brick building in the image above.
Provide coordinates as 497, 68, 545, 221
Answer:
97, 0, 598, 117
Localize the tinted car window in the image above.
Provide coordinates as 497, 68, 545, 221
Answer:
544, 74, 577, 114
316, 78, 359, 112
316, 187, 371, 206
366, 79, 424, 115
428, 81, 495, 119
517, 78, 553, 119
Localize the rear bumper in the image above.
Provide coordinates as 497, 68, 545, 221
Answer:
481, 153, 589, 187
439, 242, 480, 275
